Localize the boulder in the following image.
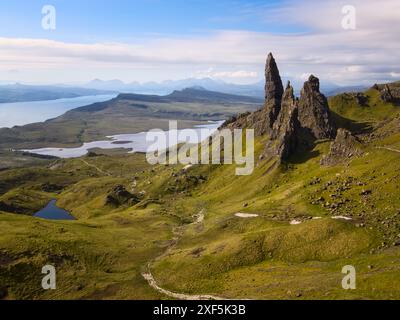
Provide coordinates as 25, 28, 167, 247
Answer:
105, 185, 140, 207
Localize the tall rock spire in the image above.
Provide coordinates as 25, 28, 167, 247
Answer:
265, 53, 284, 128
271, 81, 296, 139
267, 81, 300, 160
298, 75, 336, 140
225, 55, 338, 162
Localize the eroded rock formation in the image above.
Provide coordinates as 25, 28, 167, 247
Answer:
320, 128, 363, 166
265, 82, 300, 159
265, 53, 284, 128
224, 53, 284, 136
105, 185, 140, 207
372, 83, 400, 104
225, 53, 337, 161
298, 75, 336, 140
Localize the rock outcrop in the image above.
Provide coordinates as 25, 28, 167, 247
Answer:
381, 84, 394, 103
265, 74, 337, 160
224, 53, 284, 136
372, 82, 400, 104
224, 109, 269, 136
266, 82, 300, 159
105, 185, 140, 207
264, 53, 284, 128
225, 53, 337, 162
298, 75, 336, 140
352, 92, 368, 106
271, 82, 297, 139
320, 128, 363, 166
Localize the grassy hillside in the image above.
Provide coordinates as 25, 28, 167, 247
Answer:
1, 85, 400, 300
329, 87, 400, 131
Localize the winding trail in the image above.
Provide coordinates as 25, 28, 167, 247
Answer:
142, 270, 225, 301
80, 159, 111, 176
141, 209, 227, 300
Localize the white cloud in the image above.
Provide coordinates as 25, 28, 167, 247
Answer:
265, 0, 400, 32
0, 0, 399, 85
213, 71, 258, 78
390, 72, 400, 78
194, 68, 258, 80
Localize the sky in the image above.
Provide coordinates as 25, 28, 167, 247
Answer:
0, 0, 399, 86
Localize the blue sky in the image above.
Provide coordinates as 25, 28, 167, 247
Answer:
0, 0, 299, 42
0, 0, 399, 86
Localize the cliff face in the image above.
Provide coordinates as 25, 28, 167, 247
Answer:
226, 52, 337, 161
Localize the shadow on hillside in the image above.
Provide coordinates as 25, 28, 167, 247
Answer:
287, 148, 320, 164
331, 111, 373, 135
285, 112, 374, 165
285, 126, 320, 164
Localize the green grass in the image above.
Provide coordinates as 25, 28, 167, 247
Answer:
148, 134, 400, 299
1, 86, 400, 299
329, 88, 400, 124
0, 208, 174, 299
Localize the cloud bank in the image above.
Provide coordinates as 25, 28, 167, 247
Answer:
0, 0, 398, 86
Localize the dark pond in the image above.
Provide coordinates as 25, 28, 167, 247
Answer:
34, 200, 75, 220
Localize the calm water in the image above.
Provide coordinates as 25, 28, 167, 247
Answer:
34, 200, 75, 220
23, 121, 224, 158
0, 94, 117, 128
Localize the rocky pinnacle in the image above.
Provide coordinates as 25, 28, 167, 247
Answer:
226, 54, 337, 161
298, 75, 336, 140
268, 81, 300, 159
265, 53, 284, 128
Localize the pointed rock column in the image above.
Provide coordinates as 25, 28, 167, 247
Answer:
264, 53, 284, 129
266, 81, 300, 160
271, 81, 296, 139
298, 75, 336, 140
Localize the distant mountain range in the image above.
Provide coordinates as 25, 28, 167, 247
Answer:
84, 77, 266, 97
83, 77, 369, 98
0, 78, 370, 105
0, 84, 116, 103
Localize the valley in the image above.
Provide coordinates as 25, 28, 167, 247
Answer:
1, 56, 400, 301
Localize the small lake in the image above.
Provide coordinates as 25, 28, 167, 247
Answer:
23, 121, 224, 158
34, 200, 75, 220
0, 94, 117, 128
